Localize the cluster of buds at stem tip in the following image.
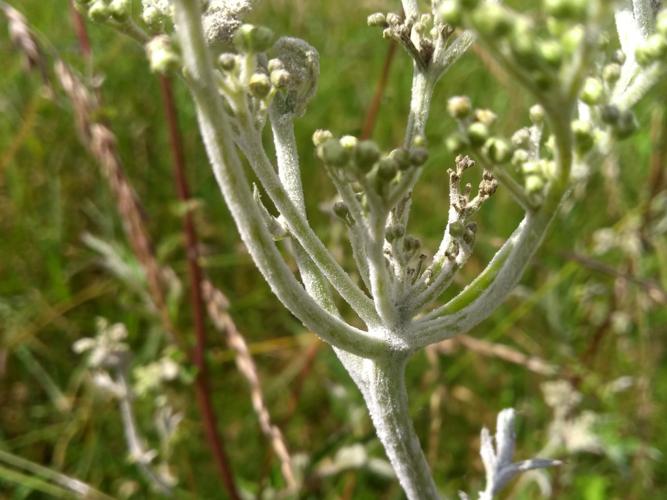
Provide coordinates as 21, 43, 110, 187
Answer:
146, 35, 181, 74
636, 9, 667, 67
437, 0, 598, 91
314, 131, 429, 205
75, 0, 133, 24
367, 9, 454, 70
446, 96, 512, 164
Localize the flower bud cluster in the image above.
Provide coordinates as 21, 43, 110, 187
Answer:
636, 9, 667, 67
446, 96, 512, 165
314, 132, 429, 211
146, 35, 181, 74
368, 9, 453, 70
437, 0, 595, 91
75, 0, 134, 24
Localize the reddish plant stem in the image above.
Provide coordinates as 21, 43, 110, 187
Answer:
66, 5, 240, 497
158, 76, 241, 500
360, 40, 398, 140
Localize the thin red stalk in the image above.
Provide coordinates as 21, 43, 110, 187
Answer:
360, 41, 398, 140
158, 76, 240, 500
69, 1, 91, 59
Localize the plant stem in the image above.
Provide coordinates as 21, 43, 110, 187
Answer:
158, 76, 241, 500
365, 353, 440, 500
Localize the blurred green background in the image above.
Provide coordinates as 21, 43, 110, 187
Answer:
1, 0, 666, 498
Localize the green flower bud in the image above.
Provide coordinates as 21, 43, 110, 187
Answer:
340, 135, 359, 153
312, 129, 334, 147
467, 122, 490, 147
449, 221, 465, 238
248, 73, 271, 98
511, 149, 529, 168
389, 148, 411, 170
525, 174, 545, 194
109, 0, 130, 21
412, 135, 427, 148
367, 12, 387, 27
378, 157, 398, 181
522, 160, 541, 175
483, 138, 512, 164
657, 9, 667, 37
602, 63, 621, 84
268, 59, 284, 72
529, 104, 545, 124
386, 224, 406, 241
600, 104, 620, 125
561, 25, 584, 56
511, 128, 531, 147
613, 110, 638, 140
409, 147, 429, 167
446, 133, 467, 154
636, 34, 667, 66
474, 109, 497, 127
146, 36, 180, 74
403, 235, 421, 253
572, 120, 595, 154
472, 5, 512, 38
233, 24, 274, 53
88, 0, 111, 22
447, 95, 472, 119
218, 53, 236, 71
581, 77, 604, 105
318, 139, 349, 166
538, 39, 563, 67
386, 13, 402, 26
333, 201, 350, 221
510, 19, 540, 69
270, 69, 291, 89
438, 0, 463, 26
544, 0, 587, 20
355, 140, 381, 170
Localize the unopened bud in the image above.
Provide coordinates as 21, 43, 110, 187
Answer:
88, 0, 110, 22
467, 122, 490, 147
409, 147, 429, 167
249, 73, 271, 98
318, 139, 349, 166
529, 104, 545, 125
355, 140, 381, 171
449, 221, 465, 238
472, 5, 512, 38
147, 36, 180, 74
572, 120, 595, 154
447, 96, 472, 119
581, 77, 604, 105
367, 12, 387, 27
218, 53, 236, 71
389, 148, 412, 170
474, 109, 497, 127
483, 138, 512, 164
602, 63, 621, 84
538, 39, 563, 68
312, 129, 334, 147
525, 174, 545, 194
333, 201, 350, 221
438, 0, 463, 26
109, 0, 130, 21
613, 110, 638, 140
386, 224, 406, 241
234, 24, 274, 53
378, 157, 398, 181
636, 34, 667, 66
544, 0, 587, 20
600, 104, 620, 125
340, 135, 359, 153
270, 69, 291, 88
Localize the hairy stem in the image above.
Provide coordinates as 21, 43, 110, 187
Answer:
365, 353, 440, 500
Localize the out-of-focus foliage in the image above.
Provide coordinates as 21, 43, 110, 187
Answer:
0, 0, 666, 498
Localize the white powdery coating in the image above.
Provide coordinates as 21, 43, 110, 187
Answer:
202, 0, 256, 43
271, 37, 320, 117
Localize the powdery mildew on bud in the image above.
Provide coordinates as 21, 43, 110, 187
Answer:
202, 0, 257, 44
